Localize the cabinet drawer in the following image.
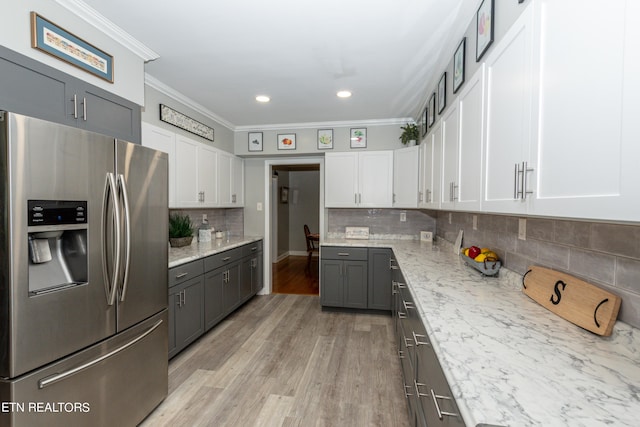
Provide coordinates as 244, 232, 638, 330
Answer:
169, 259, 204, 288
242, 240, 263, 257
204, 247, 243, 272
321, 246, 368, 261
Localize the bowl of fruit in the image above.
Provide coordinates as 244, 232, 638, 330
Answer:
460, 246, 501, 276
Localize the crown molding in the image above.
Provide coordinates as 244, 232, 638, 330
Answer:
55, 0, 159, 61
235, 117, 415, 132
145, 74, 236, 131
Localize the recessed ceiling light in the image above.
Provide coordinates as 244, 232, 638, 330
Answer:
337, 90, 352, 98
256, 95, 270, 103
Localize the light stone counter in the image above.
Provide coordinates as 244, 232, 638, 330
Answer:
169, 236, 263, 268
322, 239, 640, 427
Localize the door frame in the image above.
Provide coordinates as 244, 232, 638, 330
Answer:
262, 157, 325, 295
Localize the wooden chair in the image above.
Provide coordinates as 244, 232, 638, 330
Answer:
304, 224, 319, 274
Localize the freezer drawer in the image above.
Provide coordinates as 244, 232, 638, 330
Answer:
0, 310, 168, 427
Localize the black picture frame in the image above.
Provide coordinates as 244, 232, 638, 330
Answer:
453, 38, 466, 93
422, 107, 428, 136
476, 0, 494, 62
428, 93, 436, 127
438, 72, 446, 114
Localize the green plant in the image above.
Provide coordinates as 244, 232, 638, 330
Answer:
399, 123, 419, 145
169, 213, 194, 238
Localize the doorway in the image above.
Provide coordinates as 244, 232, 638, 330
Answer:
263, 158, 324, 295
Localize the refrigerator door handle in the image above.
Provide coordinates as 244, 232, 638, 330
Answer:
37, 319, 164, 389
102, 172, 121, 306
117, 173, 132, 302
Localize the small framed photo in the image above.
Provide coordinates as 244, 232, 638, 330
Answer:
453, 38, 466, 93
438, 72, 446, 114
277, 133, 296, 150
350, 128, 367, 148
317, 129, 333, 150
248, 132, 263, 152
428, 94, 436, 127
280, 186, 289, 204
422, 107, 428, 136
476, 0, 494, 62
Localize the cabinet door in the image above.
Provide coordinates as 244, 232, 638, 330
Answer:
204, 269, 225, 331
456, 65, 485, 211
440, 105, 459, 210
240, 257, 253, 302
368, 249, 392, 310
343, 260, 368, 308
231, 156, 244, 206
482, 6, 534, 214
168, 288, 177, 357
253, 254, 263, 294
393, 146, 420, 208
320, 259, 343, 306
141, 122, 176, 207
217, 152, 233, 206
359, 151, 393, 207
174, 276, 205, 353
198, 144, 218, 207
175, 135, 200, 207
222, 262, 241, 313
421, 124, 442, 209
325, 153, 358, 207
80, 83, 141, 143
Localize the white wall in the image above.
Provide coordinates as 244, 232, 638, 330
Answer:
0, 0, 145, 105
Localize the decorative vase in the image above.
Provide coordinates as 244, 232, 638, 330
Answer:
409, 139, 417, 146
169, 236, 193, 248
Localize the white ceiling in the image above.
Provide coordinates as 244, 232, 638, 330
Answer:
80, 0, 479, 129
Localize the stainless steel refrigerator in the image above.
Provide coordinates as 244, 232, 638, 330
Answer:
0, 111, 168, 426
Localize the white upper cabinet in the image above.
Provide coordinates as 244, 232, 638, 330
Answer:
419, 123, 442, 209
527, 0, 639, 221
393, 145, 420, 208
197, 144, 219, 206
174, 135, 201, 207
218, 152, 244, 207
440, 104, 459, 210
141, 122, 176, 207
325, 151, 393, 208
482, 4, 534, 215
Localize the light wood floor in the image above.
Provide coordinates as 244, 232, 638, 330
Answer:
272, 256, 319, 295
141, 294, 409, 427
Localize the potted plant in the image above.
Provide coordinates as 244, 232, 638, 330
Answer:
169, 213, 194, 247
399, 123, 419, 146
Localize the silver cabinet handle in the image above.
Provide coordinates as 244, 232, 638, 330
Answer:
82, 97, 87, 121
430, 388, 459, 420
397, 311, 407, 319
223, 256, 231, 261
175, 272, 188, 279
337, 252, 349, 256
359, 193, 362, 204
412, 331, 430, 346
404, 385, 413, 398
392, 281, 398, 295
397, 282, 407, 289
117, 174, 131, 302
393, 193, 396, 203
39, 319, 163, 389
182, 289, 186, 306
398, 349, 405, 359
354, 193, 358, 204
414, 380, 429, 397
176, 293, 182, 308
522, 161, 534, 199
426, 189, 431, 203
403, 300, 415, 311
251, 246, 257, 251
453, 183, 458, 201
232, 194, 236, 203
72, 94, 78, 119
404, 336, 414, 348
514, 163, 519, 199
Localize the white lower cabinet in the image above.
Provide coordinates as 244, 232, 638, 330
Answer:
325, 151, 393, 208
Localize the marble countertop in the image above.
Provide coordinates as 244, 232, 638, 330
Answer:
169, 236, 263, 268
323, 239, 640, 427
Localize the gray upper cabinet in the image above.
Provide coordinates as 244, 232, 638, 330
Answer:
0, 46, 141, 143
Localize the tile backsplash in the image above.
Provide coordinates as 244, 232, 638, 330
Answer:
327, 208, 436, 240
170, 208, 244, 238
429, 210, 640, 329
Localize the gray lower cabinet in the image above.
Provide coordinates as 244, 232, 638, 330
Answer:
204, 269, 225, 330
368, 248, 393, 310
320, 246, 369, 308
393, 255, 465, 427
0, 46, 141, 143
168, 275, 205, 359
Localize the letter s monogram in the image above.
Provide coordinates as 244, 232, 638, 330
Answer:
550, 280, 567, 305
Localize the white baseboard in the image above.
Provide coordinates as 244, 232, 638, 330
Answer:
273, 250, 319, 263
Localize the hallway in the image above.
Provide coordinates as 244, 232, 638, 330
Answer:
272, 256, 319, 295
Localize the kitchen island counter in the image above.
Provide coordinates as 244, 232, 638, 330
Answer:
322, 239, 640, 426
169, 236, 263, 268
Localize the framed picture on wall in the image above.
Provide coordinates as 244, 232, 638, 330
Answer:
350, 128, 367, 148
428, 93, 436, 127
422, 107, 428, 136
438, 72, 446, 114
248, 132, 263, 152
476, 0, 494, 61
280, 186, 289, 204
453, 37, 466, 93
277, 133, 296, 150
318, 129, 333, 149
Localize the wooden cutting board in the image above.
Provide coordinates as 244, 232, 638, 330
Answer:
522, 266, 621, 336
